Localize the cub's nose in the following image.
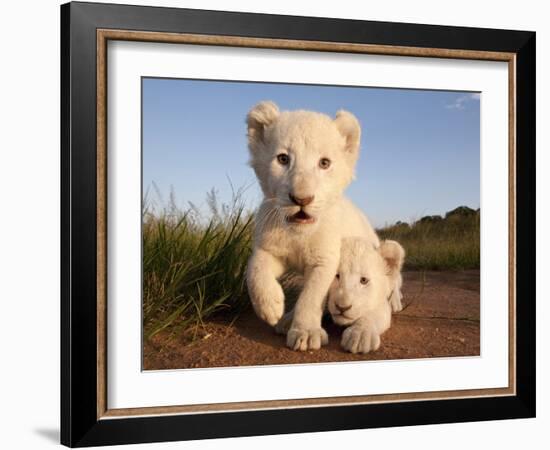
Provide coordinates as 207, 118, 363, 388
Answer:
289, 193, 314, 207
336, 304, 352, 313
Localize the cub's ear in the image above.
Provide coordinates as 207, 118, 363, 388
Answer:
379, 240, 405, 277
246, 101, 279, 151
334, 110, 361, 158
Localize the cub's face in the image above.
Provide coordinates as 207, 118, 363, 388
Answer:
246, 101, 361, 228
328, 238, 405, 326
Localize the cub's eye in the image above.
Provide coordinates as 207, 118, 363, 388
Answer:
360, 277, 369, 285
335, 273, 340, 280
319, 158, 331, 169
277, 153, 290, 165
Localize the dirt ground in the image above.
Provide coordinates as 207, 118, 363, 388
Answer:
143, 270, 480, 370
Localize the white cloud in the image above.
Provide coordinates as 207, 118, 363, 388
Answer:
446, 92, 481, 110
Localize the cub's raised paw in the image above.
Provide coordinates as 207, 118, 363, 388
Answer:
286, 327, 328, 351
251, 287, 285, 327
341, 324, 381, 354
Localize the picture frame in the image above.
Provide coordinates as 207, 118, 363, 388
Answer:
60, 1, 536, 447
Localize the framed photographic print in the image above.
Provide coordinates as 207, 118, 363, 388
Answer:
60, 1, 536, 447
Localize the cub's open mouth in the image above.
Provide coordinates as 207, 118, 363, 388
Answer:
287, 210, 316, 224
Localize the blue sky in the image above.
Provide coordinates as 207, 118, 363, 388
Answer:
142, 78, 480, 228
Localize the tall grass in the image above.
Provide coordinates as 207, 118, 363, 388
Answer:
142, 187, 253, 340
378, 212, 480, 270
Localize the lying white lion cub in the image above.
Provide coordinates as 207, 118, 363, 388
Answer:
327, 237, 405, 354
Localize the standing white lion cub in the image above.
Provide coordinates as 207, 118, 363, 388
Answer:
245, 101, 382, 351
328, 238, 405, 354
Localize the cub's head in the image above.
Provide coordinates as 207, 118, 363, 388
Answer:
246, 101, 361, 227
328, 238, 405, 326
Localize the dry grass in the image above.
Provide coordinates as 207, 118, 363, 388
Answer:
378, 211, 480, 270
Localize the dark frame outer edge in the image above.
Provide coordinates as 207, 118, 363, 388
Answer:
60, 2, 71, 446
60, 1, 536, 447
514, 33, 536, 414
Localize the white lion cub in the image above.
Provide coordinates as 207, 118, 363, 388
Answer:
328, 237, 405, 354
245, 101, 382, 351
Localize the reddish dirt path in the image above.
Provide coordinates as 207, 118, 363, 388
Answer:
144, 270, 480, 370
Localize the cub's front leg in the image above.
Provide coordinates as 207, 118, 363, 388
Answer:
246, 248, 286, 326
388, 288, 403, 313
388, 271, 404, 312
287, 263, 336, 351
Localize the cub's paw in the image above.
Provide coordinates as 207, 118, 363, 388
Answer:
251, 287, 285, 327
341, 324, 381, 354
389, 289, 403, 313
275, 310, 294, 335
286, 327, 328, 351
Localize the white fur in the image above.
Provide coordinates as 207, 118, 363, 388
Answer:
381, 238, 405, 313
327, 238, 405, 354
245, 101, 380, 351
